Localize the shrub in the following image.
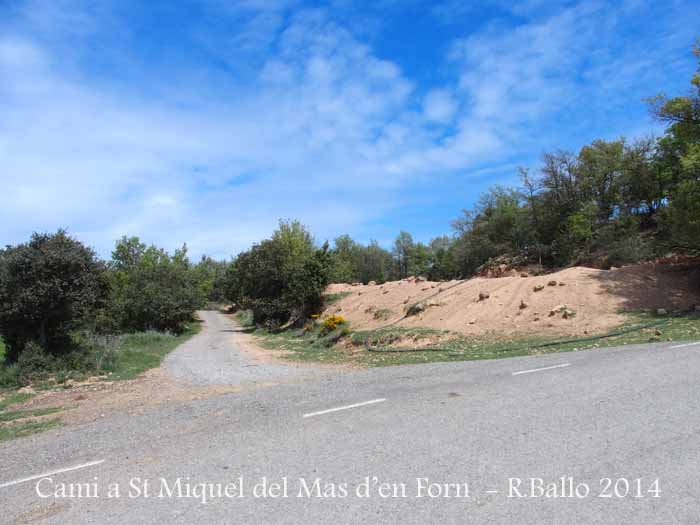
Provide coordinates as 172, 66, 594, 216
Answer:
106, 237, 205, 333
320, 315, 346, 334
225, 221, 331, 327
16, 341, 56, 384
0, 231, 109, 363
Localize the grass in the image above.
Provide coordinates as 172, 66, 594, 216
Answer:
323, 291, 352, 305
0, 320, 202, 442
0, 391, 66, 442
0, 406, 63, 422
0, 419, 62, 442
103, 321, 202, 381
239, 310, 700, 368
0, 321, 201, 388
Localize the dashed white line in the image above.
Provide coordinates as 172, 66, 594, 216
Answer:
512, 363, 571, 376
303, 398, 386, 418
0, 460, 105, 490
670, 341, 700, 349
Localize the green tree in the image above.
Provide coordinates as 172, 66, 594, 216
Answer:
226, 221, 331, 327
0, 231, 108, 363
392, 231, 414, 278
108, 237, 205, 333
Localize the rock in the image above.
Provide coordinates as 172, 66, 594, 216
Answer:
656, 308, 667, 316
403, 298, 410, 304
533, 284, 545, 292
519, 300, 528, 309
562, 308, 576, 319
368, 281, 377, 286
654, 328, 663, 336
549, 305, 566, 317
468, 319, 476, 325
558, 282, 566, 286
520, 272, 528, 278
416, 276, 427, 282
406, 303, 426, 316
547, 280, 557, 286
478, 291, 490, 301
382, 290, 389, 294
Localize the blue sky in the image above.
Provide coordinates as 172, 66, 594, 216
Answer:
1, 0, 698, 259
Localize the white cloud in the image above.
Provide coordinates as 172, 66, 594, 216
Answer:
1, 0, 696, 258
423, 89, 457, 123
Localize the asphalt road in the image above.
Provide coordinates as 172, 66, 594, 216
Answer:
2, 312, 700, 524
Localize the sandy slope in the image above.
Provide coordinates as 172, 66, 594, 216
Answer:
325, 263, 700, 338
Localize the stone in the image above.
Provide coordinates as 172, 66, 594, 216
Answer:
368, 281, 377, 286
478, 291, 490, 301
549, 305, 566, 317
656, 308, 667, 316
558, 282, 566, 286
520, 273, 528, 278
406, 303, 425, 316
519, 300, 528, 309
547, 280, 557, 286
533, 284, 545, 292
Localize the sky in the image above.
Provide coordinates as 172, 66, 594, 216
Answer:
1, 0, 698, 260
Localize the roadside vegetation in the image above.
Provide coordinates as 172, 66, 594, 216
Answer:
237, 309, 700, 367
0, 233, 214, 392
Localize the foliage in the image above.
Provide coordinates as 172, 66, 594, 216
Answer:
320, 314, 346, 334
0, 231, 109, 363
193, 256, 229, 303
225, 221, 332, 327
106, 237, 205, 333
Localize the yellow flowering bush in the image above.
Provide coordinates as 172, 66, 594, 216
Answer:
321, 314, 346, 334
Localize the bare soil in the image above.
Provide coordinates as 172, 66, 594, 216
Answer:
325, 262, 700, 338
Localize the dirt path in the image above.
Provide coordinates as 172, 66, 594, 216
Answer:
163, 310, 329, 386
9, 311, 333, 427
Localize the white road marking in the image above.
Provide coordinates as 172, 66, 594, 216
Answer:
0, 460, 105, 490
512, 363, 571, 376
303, 398, 386, 418
670, 341, 700, 349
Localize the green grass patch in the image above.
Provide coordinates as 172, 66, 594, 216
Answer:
243, 310, 700, 368
0, 406, 63, 422
0, 392, 33, 410
104, 322, 201, 381
0, 391, 66, 442
0, 418, 62, 442
323, 291, 352, 305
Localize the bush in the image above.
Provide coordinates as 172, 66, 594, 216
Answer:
0, 231, 109, 363
320, 315, 346, 334
225, 221, 331, 327
106, 237, 205, 333
16, 341, 56, 384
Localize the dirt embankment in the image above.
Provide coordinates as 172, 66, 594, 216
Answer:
324, 263, 700, 338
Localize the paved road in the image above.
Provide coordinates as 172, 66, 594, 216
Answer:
2, 312, 700, 523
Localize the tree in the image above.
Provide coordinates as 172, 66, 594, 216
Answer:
0, 231, 108, 363
193, 256, 229, 303
226, 221, 331, 327
392, 231, 414, 278
108, 237, 205, 333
